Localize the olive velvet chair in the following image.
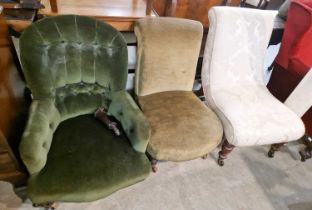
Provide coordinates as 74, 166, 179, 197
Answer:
201, 7, 305, 166
19, 15, 151, 207
134, 17, 223, 172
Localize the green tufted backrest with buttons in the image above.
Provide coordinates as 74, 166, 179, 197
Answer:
20, 15, 127, 102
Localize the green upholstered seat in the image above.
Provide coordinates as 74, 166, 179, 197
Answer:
19, 15, 151, 204
27, 115, 150, 203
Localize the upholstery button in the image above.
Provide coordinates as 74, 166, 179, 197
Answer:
43, 142, 48, 149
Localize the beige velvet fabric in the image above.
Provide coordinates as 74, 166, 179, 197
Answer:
134, 17, 203, 96
202, 7, 305, 147
138, 91, 223, 161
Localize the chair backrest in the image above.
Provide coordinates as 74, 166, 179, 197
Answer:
134, 17, 203, 96
275, 0, 312, 74
241, 0, 270, 9
202, 7, 276, 89
20, 15, 128, 101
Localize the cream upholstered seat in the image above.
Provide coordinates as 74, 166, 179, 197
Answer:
213, 85, 303, 146
134, 17, 223, 171
201, 7, 305, 166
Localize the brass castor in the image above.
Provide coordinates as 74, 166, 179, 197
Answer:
299, 135, 312, 162
217, 158, 224, 166
299, 148, 312, 162
268, 143, 284, 158
202, 154, 208, 159
268, 149, 275, 158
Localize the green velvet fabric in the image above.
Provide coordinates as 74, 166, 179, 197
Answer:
27, 115, 150, 203
20, 100, 61, 174
19, 15, 151, 203
108, 90, 151, 153
20, 15, 128, 99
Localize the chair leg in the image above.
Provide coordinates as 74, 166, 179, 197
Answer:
218, 139, 235, 166
33, 202, 58, 210
146, 152, 158, 173
299, 135, 312, 162
151, 158, 158, 173
202, 154, 208, 159
268, 143, 285, 158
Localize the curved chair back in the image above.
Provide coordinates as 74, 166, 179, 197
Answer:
20, 15, 128, 100
202, 7, 276, 89
134, 17, 203, 96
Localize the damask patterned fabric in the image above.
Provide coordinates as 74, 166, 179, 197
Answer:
202, 7, 305, 146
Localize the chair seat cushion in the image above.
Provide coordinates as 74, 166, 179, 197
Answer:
27, 114, 150, 203
211, 85, 305, 146
138, 91, 223, 161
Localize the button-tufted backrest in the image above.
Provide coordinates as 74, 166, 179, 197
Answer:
20, 15, 128, 100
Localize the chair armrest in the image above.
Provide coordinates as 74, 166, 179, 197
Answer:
19, 100, 61, 175
108, 90, 151, 153
285, 69, 312, 117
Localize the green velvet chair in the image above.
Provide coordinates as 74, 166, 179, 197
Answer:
19, 15, 151, 207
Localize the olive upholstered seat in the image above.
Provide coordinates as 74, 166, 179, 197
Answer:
19, 15, 151, 204
134, 18, 223, 170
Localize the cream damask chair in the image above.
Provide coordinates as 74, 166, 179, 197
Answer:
201, 7, 305, 166
134, 17, 223, 172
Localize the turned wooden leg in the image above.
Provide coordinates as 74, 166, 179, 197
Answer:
146, 153, 158, 173
94, 107, 120, 136
33, 202, 58, 210
151, 158, 158, 173
202, 154, 208, 159
299, 135, 312, 162
268, 143, 285, 158
218, 139, 235, 166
